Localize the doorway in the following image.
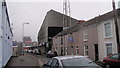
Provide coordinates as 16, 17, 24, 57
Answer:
94, 44, 99, 61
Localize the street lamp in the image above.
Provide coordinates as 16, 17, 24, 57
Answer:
22, 23, 29, 55
22, 23, 29, 42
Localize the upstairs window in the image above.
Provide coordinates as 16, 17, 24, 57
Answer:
67, 34, 74, 43
104, 22, 112, 38
83, 30, 88, 41
61, 37, 63, 44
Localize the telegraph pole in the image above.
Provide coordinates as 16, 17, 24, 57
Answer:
112, 0, 120, 53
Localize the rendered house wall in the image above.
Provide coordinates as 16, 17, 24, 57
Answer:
0, 0, 3, 67
97, 18, 118, 61
0, 1, 13, 67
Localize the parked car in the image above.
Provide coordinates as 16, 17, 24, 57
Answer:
28, 50, 33, 53
43, 55, 102, 68
46, 50, 56, 58
34, 49, 41, 55
32, 49, 35, 54
103, 53, 120, 68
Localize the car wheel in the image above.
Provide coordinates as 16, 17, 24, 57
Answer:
105, 64, 110, 68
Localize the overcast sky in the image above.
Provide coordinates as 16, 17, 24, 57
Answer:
6, 0, 120, 42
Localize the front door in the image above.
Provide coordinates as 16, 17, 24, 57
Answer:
61, 47, 63, 56
94, 44, 99, 61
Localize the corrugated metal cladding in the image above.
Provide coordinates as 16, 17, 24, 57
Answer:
38, 9, 79, 45
0, 1, 13, 67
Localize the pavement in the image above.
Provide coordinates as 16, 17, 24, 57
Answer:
4, 52, 42, 68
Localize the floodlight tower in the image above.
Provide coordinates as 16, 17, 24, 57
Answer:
63, 0, 71, 29
118, 1, 120, 8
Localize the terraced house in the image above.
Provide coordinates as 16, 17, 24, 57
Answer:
52, 8, 120, 61
52, 20, 98, 61
97, 9, 120, 61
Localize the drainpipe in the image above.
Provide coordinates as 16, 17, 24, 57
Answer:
112, 0, 120, 53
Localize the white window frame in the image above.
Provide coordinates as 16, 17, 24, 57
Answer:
105, 42, 113, 56
65, 47, 68, 55
104, 22, 112, 38
83, 30, 88, 42
84, 45, 88, 56
76, 46, 79, 55
61, 36, 63, 44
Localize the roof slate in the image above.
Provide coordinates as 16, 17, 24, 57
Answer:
56, 8, 120, 36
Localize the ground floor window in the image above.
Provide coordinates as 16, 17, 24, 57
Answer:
106, 43, 112, 56
76, 46, 79, 55
84, 45, 88, 56
71, 46, 74, 55
65, 47, 68, 55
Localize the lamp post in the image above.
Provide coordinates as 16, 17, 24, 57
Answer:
22, 23, 29, 55
22, 23, 29, 42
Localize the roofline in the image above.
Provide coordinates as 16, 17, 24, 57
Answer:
2, 1, 13, 36
54, 8, 120, 36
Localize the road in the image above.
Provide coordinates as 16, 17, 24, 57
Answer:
28, 53, 51, 64
28, 53, 105, 68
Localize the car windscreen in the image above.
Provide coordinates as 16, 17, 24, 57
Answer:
61, 57, 97, 66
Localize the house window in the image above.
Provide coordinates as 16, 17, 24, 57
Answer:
67, 34, 74, 42
104, 22, 112, 38
106, 43, 112, 56
61, 37, 63, 44
83, 30, 88, 41
84, 46, 88, 56
76, 46, 79, 55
